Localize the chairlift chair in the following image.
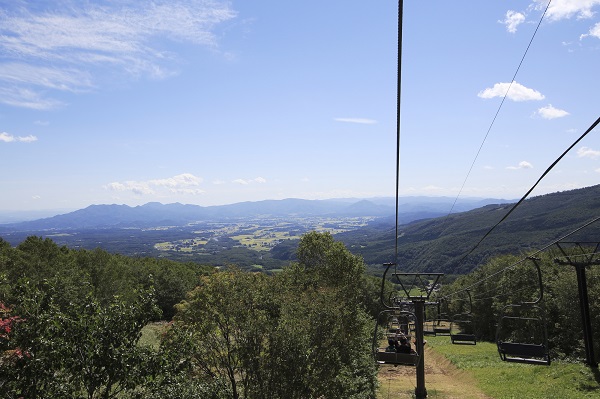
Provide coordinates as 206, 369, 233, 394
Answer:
375, 350, 420, 366
450, 312, 476, 345
373, 309, 421, 367
496, 303, 550, 365
495, 257, 550, 365
423, 303, 438, 336
433, 314, 452, 335
450, 290, 476, 345
423, 319, 437, 336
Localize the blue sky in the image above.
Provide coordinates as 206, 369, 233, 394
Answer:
1, 0, 600, 212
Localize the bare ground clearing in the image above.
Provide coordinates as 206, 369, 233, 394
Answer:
377, 347, 492, 399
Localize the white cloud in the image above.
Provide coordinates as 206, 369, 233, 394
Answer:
105, 181, 154, 195
536, 104, 570, 119
581, 21, 600, 39
506, 161, 533, 170
577, 146, 600, 159
532, 0, 600, 21
334, 118, 377, 124
478, 81, 545, 101
0, 132, 38, 143
501, 10, 526, 33
149, 173, 202, 188
17, 135, 38, 142
105, 173, 204, 196
0, 1, 237, 109
233, 177, 267, 185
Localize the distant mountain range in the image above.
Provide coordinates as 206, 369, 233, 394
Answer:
2, 187, 599, 276
0, 196, 512, 231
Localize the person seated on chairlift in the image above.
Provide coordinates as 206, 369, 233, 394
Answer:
385, 339, 397, 352
396, 336, 412, 354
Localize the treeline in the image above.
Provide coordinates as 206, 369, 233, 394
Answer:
440, 249, 600, 363
0, 233, 381, 398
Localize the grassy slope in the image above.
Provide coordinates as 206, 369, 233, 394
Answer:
415, 336, 600, 399
142, 324, 599, 398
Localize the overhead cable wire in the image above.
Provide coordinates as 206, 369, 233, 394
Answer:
442, 214, 600, 300
443, 1, 552, 220
472, 284, 532, 303
380, 0, 404, 307
456, 115, 600, 266
394, 0, 404, 268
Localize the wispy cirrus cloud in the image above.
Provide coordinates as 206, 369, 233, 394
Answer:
105, 173, 204, 195
478, 81, 544, 101
0, 1, 237, 110
0, 132, 38, 143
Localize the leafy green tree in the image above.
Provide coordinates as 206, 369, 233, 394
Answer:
168, 232, 378, 399
173, 269, 277, 399
63, 288, 160, 399
0, 278, 161, 399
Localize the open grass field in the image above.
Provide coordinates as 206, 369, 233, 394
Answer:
377, 336, 600, 399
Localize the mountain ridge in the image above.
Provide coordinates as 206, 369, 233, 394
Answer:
0, 196, 512, 231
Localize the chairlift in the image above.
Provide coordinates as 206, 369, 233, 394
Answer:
433, 315, 452, 335
495, 257, 550, 365
373, 309, 421, 367
450, 313, 476, 345
423, 303, 438, 336
423, 319, 437, 336
450, 290, 476, 345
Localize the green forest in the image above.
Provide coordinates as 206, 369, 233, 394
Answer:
1, 231, 599, 398
0, 233, 381, 398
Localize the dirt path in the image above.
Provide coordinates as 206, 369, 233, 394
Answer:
377, 347, 493, 399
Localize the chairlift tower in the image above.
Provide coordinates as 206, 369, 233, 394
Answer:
554, 241, 600, 368
389, 268, 444, 399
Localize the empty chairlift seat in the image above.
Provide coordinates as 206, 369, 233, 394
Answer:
433, 314, 452, 335
497, 341, 550, 365
496, 304, 550, 366
495, 257, 550, 365
450, 313, 476, 345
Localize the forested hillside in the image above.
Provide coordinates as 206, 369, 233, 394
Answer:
338, 185, 600, 274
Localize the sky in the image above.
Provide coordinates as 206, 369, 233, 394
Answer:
1, 0, 600, 213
